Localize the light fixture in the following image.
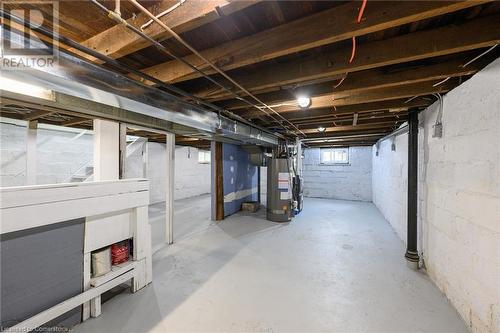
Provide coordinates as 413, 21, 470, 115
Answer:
317, 126, 326, 132
297, 96, 311, 109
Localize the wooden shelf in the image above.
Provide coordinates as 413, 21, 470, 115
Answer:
90, 261, 137, 287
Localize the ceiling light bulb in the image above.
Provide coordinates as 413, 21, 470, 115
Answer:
317, 126, 326, 132
297, 96, 311, 108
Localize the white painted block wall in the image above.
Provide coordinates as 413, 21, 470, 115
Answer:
302, 147, 372, 201
0, 120, 210, 203
0, 119, 93, 187
173, 146, 211, 200
123, 144, 211, 203
372, 58, 500, 333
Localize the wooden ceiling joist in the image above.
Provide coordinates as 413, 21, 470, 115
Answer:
241, 80, 453, 121
293, 113, 407, 128
61, 117, 92, 127
302, 122, 399, 135
23, 110, 55, 121
218, 59, 478, 110
244, 99, 430, 120
77, 0, 260, 62
138, 0, 490, 84
304, 128, 393, 139
298, 117, 406, 131
195, 14, 500, 100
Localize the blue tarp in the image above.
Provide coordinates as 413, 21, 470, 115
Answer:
222, 143, 258, 216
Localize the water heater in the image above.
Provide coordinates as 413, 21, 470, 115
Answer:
267, 158, 293, 222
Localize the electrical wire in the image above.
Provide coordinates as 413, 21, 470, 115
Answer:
90, 0, 293, 135
357, 0, 368, 23
349, 37, 356, 64
0, 8, 278, 137
461, 44, 498, 68
333, 73, 348, 89
127, 0, 306, 136
404, 96, 419, 104
332, 0, 367, 94
432, 77, 450, 87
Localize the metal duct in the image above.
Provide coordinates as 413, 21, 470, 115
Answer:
0, 29, 279, 147
242, 145, 266, 166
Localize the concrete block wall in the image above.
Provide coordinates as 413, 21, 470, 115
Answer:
124, 144, 211, 203
0, 119, 93, 187
0, 119, 210, 203
173, 146, 211, 201
302, 147, 372, 201
372, 58, 500, 333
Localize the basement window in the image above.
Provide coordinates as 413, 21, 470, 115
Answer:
198, 150, 211, 164
320, 148, 349, 165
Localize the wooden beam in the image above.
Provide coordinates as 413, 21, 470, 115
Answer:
298, 118, 406, 130
139, 1, 490, 84
294, 113, 407, 128
245, 99, 429, 120
303, 122, 398, 135
61, 117, 91, 127
213, 141, 224, 221
195, 14, 500, 99
305, 128, 392, 139
241, 80, 453, 120
23, 110, 54, 121
176, 137, 202, 143
306, 142, 377, 148
77, 0, 260, 62
216, 58, 479, 107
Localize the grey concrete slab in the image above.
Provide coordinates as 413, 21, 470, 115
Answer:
73, 197, 468, 333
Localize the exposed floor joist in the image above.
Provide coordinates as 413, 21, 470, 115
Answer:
218, 59, 478, 111
75, 0, 260, 63
4, 1, 499, 147
138, 0, 490, 84
194, 14, 500, 100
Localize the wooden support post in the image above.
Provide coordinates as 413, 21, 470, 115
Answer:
93, 119, 119, 181
26, 120, 37, 185
87, 119, 119, 319
211, 141, 224, 221
142, 139, 149, 179
82, 253, 91, 320
165, 132, 174, 244
119, 123, 127, 179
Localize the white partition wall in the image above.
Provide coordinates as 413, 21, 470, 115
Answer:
0, 179, 152, 330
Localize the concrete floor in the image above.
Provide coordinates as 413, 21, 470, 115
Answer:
73, 197, 468, 333
149, 194, 212, 251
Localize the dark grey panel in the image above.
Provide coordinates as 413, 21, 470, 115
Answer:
0, 218, 85, 330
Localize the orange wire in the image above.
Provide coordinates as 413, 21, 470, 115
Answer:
349, 36, 356, 63
357, 0, 368, 23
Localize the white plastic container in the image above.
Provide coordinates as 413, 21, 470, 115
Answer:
91, 247, 111, 277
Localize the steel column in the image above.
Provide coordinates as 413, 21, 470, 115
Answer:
405, 110, 420, 269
